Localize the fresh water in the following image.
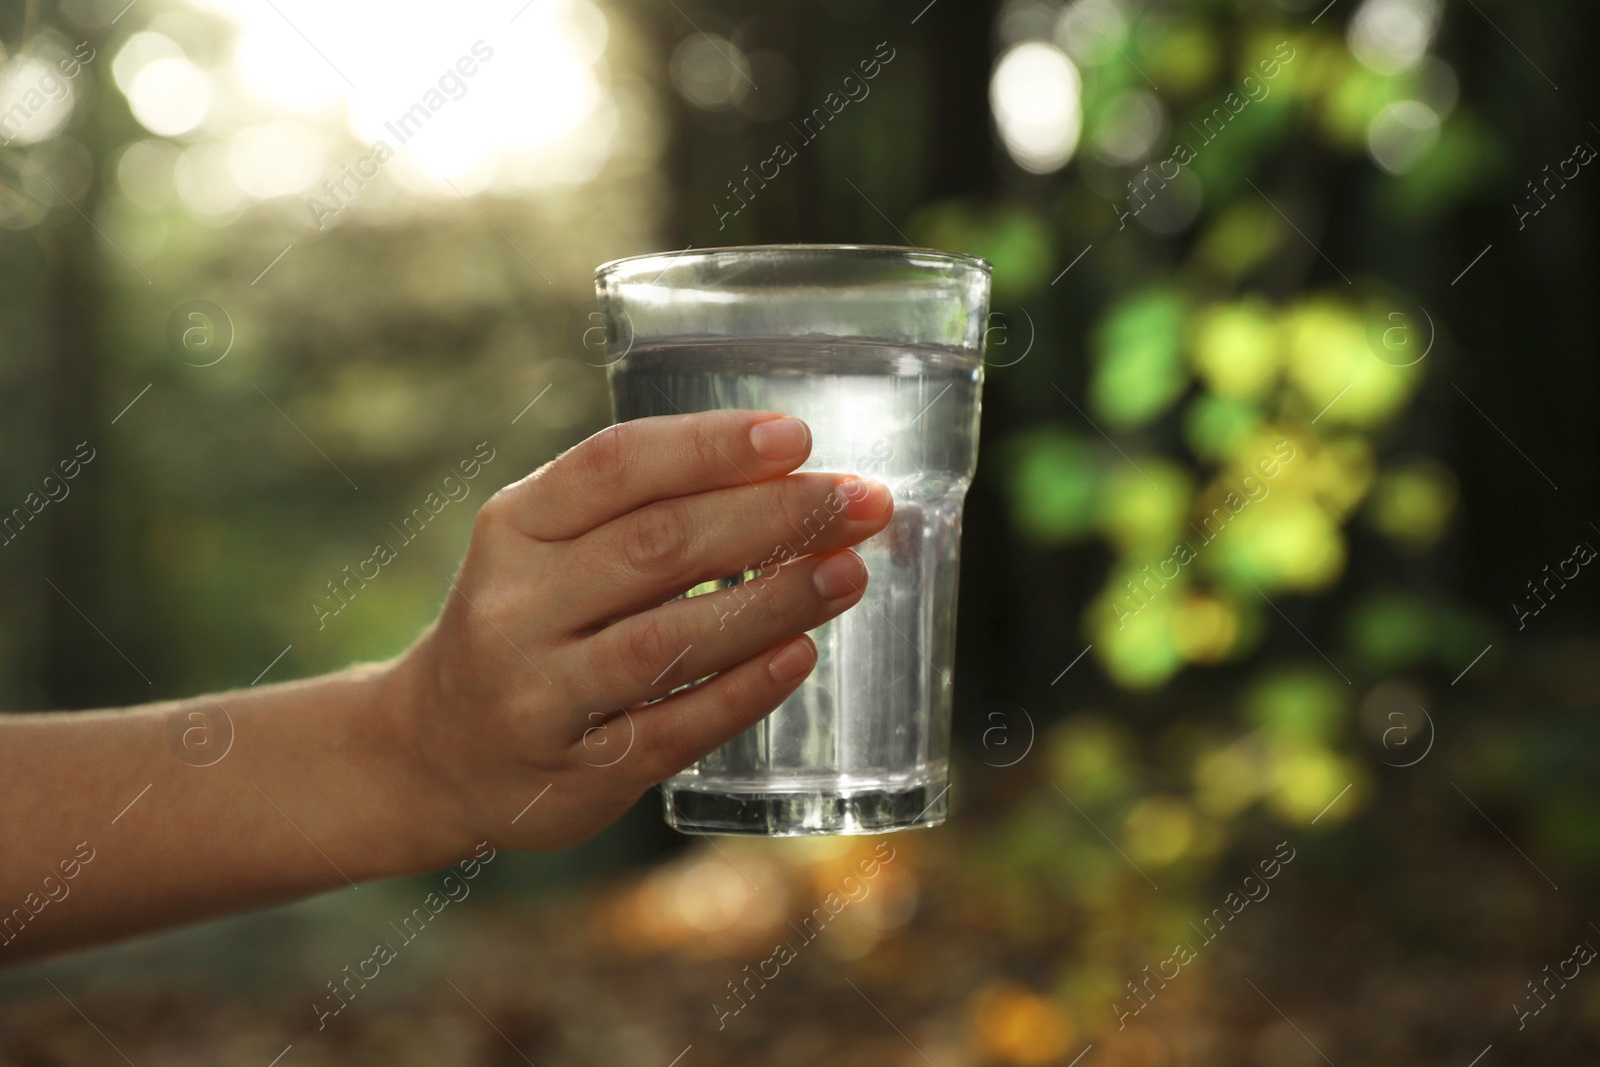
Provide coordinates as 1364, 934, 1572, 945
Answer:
609, 338, 982, 833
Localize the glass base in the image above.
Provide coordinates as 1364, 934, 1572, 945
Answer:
662, 779, 948, 837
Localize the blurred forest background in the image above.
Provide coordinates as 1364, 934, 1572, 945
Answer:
3, 0, 1599, 1063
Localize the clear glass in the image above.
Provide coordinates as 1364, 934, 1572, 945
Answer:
595, 245, 990, 835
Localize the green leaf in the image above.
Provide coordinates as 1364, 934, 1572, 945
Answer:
1089, 288, 1190, 429
1003, 429, 1100, 544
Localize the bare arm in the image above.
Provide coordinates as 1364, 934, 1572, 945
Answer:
1, 664, 450, 959
1, 410, 892, 962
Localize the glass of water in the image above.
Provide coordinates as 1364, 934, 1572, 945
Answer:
594, 245, 990, 836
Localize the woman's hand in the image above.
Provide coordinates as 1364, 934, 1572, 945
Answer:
394, 410, 893, 853
0, 409, 889, 960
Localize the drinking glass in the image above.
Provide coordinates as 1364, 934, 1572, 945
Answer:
594, 245, 990, 835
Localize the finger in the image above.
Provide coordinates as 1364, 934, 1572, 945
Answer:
570, 549, 867, 716
624, 634, 818, 785
497, 411, 812, 541
555, 473, 891, 628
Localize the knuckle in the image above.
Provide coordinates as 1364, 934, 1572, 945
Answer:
644, 706, 698, 778
780, 476, 835, 546
622, 501, 694, 575
474, 486, 516, 534
620, 615, 680, 684
686, 421, 721, 471
576, 423, 634, 494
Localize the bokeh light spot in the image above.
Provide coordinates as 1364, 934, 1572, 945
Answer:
670, 33, 750, 111
127, 56, 211, 137
991, 42, 1082, 174
1367, 99, 1441, 175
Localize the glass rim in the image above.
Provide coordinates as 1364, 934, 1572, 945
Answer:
595, 243, 993, 284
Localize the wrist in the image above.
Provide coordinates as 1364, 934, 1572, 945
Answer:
362, 635, 476, 875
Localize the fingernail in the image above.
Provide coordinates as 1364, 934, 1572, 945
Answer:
837, 478, 891, 520
768, 637, 817, 684
812, 551, 865, 601
750, 417, 809, 460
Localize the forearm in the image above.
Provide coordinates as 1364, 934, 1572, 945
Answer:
0, 653, 463, 962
